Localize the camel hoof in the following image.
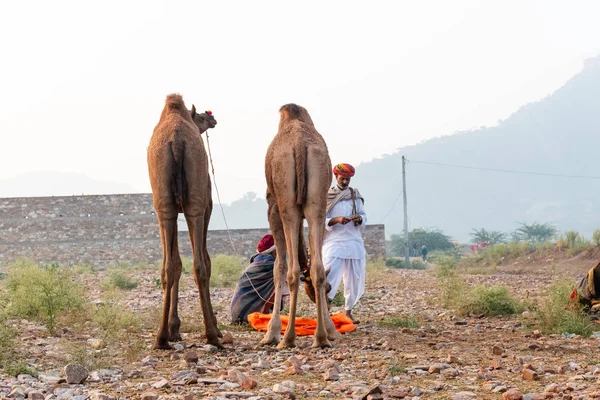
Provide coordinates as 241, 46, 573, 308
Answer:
260, 336, 280, 346
169, 333, 182, 342
217, 329, 223, 338
312, 338, 332, 349
207, 340, 224, 349
276, 340, 296, 350
152, 341, 172, 350
329, 330, 343, 341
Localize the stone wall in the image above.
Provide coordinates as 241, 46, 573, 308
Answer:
0, 194, 385, 267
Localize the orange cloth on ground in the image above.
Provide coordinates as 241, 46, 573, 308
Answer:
247, 312, 356, 336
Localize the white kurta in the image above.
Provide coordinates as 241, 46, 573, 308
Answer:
323, 193, 367, 310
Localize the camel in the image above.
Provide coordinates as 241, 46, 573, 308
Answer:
147, 93, 221, 350
261, 103, 342, 349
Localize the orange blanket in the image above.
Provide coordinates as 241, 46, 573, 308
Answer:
247, 312, 356, 336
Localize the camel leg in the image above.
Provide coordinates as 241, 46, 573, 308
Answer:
261, 198, 285, 346
202, 199, 222, 338
277, 209, 302, 349
168, 234, 183, 342
187, 214, 222, 348
153, 217, 177, 350
306, 208, 338, 347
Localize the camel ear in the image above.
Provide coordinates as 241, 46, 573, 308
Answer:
191, 104, 197, 118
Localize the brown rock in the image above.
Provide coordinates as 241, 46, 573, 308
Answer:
447, 354, 459, 363
183, 351, 199, 363
502, 389, 523, 400
522, 368, 539, 381
141, 393, 159, 400
241, 378, 258, 389
528, 342, 541, 350
492, 344, 504, 355
388, 387, 409, 398
361, 385, 383, 400
323, 368, 339, 381
284, 356, 304, 375
491, 359, 503, 369
63, 363, 89, 384
221, 331, 234, 345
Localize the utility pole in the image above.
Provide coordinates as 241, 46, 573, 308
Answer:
402, 156, 410, 267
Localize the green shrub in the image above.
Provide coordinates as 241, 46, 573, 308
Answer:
594, 230, 600, 246
331, 290, 345, 307
385, 259, 426, 270
211, 255, 245, 287
564, 231, 581, 248
101, 270, 138, 290
439, 275, 464, 309
435, 256, 457, 278
537, 280, 595, 337
92, 298, 140, 338
458, 285, 523, 316
4, 262, 85, 333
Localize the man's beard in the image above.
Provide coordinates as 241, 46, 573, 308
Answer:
338, 183, 348, 190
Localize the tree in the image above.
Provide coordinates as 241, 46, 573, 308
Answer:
470, 228, 507, 244
390, 228, 453, 256
512, 222, 556, 244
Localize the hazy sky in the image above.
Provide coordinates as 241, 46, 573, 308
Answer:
1, 0, 599, 203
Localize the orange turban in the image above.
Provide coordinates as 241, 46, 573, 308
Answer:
333, 163, 355, 178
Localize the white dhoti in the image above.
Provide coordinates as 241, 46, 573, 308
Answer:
324, 256, 366, 311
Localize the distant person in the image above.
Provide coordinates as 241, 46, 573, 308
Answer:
420, 245, 429, 262
323, 163, 367, 323
471, 244, 477, 254
230, 234, 289, 324
411, 242, 418, 257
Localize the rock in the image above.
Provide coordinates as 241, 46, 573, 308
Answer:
451, 392, 477, 400
203, 344, 219, 353
284, 356, 304, 375
27, 391, 45, 400
428, 364, 444, 374
172, 370, 199, 385
522, 368, 539, 381
87, 338, 105, 349
141, 392, 159, 400
241, 378, 258, 390
89, 392, 111, 400
528, 342, 541, 350
63, 363, 89, 384
323, 368, 339, 381
446, 355, 458, 363
492, 386, 508, 393
228, 368, 256, 389
173, 343, 185, 351
222, 331, 234, 345
491, 359, 503, 369
388, 387, 409, 398
492, 344, 504, 355
7, 387, 25, 399
151, 378, 169, 389
273, 383, 294, 393
361, 385, 383, 400
502, 389, 523, 400
184, 351, 199, 363
544, 383, 559, 393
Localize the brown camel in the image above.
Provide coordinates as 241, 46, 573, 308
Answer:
261, 103, 342, 349
147, 93, 221, 350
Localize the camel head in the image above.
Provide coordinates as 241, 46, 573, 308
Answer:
190, 105, 217, 133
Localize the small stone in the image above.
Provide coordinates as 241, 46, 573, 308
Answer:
428, 364, 444, 374
492, 344, 504, 355
284, 356, 304, 375
544, 383, 559, 393
451, 392, 477, 400
203, 344, 219, 353
173, 343, 185, 351
273, 383, 294, 393
63, 363, 89, 384
491, 359, 503, 369
492, 386, 508, 393
87, 338, 105, 349
27, 391, 45, 400
388, 387, 409, 398
522, 368, 539, 381
323, 368, 339, 381
361, 385, 383, 400
141, 392, 159, 400
222, 331, 234, 345
446, 355, 458, 363
7, 387, 25, 399
151, 378, 169, 389
184, 351, 199, 363
528, 342, 541, 350
89, 392, 110, 400
502, 389, 523, 400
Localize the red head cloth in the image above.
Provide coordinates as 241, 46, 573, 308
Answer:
257, 234, 275, 253
333, 163, 355, 178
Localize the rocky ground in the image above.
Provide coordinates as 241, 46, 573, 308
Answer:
2, 258, 600, 400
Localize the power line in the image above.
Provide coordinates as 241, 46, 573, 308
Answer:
379, 188, 403, 223
409, 159, 600, 180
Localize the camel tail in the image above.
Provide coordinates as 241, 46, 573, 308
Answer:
170, 131, 187, 212
295, 142, 307, 206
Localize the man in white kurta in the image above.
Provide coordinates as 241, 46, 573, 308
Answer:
323, 163, 367, 323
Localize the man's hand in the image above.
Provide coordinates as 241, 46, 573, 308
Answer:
350, 215, 363, 225
329, 216, 352, 226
